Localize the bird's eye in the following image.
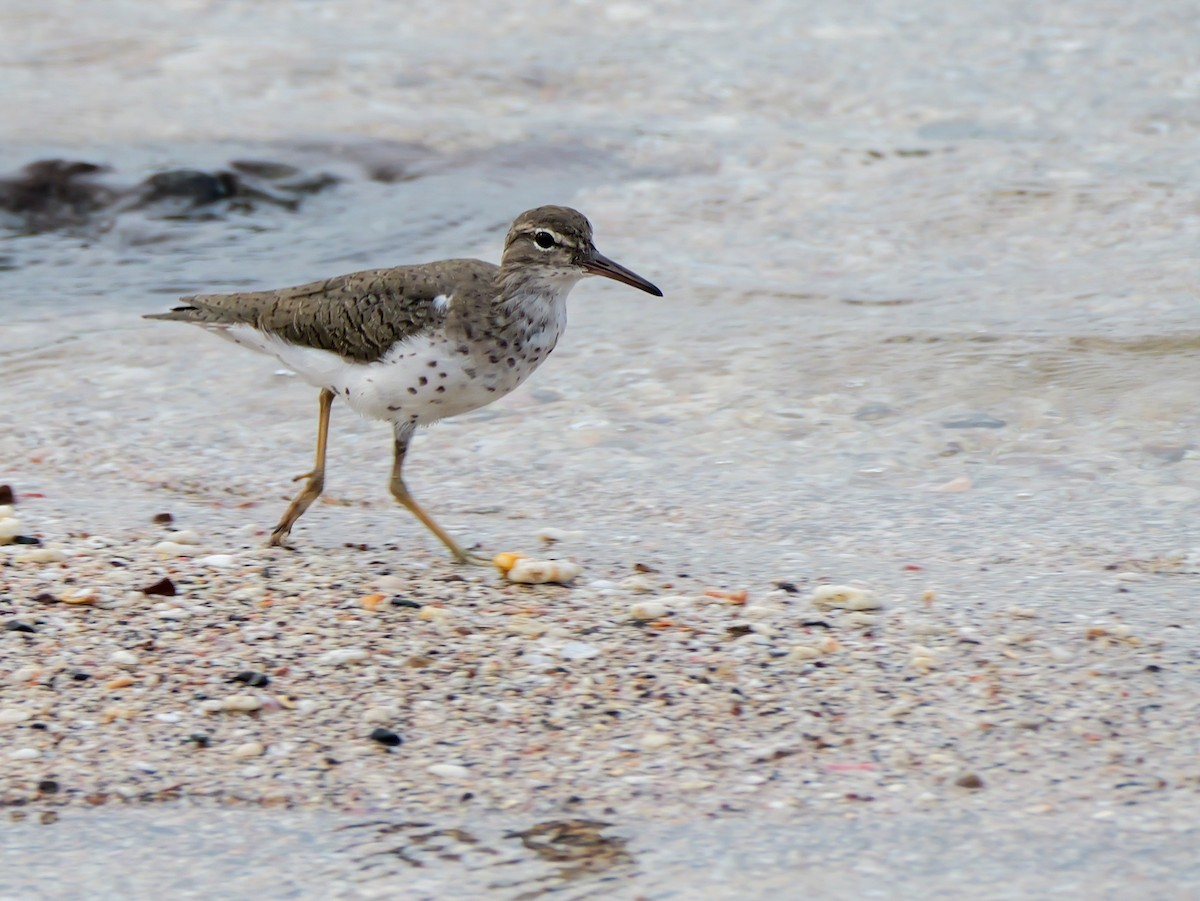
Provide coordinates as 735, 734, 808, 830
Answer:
533, 231, 556, 250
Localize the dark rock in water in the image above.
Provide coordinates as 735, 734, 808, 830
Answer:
4, 620, 37, 633
229, 159, 303, 180
0, 157, 339, 232
152, 512, 174, 525
0, 485, 13, 505
942, 413, 1007, 429
0, 160, 116, 232
140, 169, 241, 206
0, 159, 127, 230
369, 727, 403, 747
12, 535, 41, 546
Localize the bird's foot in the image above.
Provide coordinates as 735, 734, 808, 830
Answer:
453, 549, 493, 567
268, 528, 297, 550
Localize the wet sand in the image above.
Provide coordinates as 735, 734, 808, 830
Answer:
2, 0, 1200, 898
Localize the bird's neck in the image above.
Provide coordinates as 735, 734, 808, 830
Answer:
494, 267, 579, 324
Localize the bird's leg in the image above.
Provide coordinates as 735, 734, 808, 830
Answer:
389, 423, 481, 564
269, 388, 334, 548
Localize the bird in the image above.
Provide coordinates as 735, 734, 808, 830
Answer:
144, 205, 663, 562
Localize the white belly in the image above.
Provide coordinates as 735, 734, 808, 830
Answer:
217, 321, 561, 425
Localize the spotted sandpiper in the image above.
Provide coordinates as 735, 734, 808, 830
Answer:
145, 206, 662, 561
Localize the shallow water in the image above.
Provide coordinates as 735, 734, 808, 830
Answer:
5, 807, 1200, 900
2, 0, 1199, 897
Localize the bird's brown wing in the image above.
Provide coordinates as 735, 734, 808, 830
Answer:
145, 258, 499, 363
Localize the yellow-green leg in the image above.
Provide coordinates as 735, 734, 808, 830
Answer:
269, 388, 334, 548
390, 423, 480, 564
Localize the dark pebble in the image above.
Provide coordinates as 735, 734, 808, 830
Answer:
70, 672, 90, 682
1145, 664, 1163, 673
231, 671, 270, 688
4, 621, 36, 633
955, 773, 985, 789
369, 727, 403, 748
32, 593, 57, 604
391, 598, 422, 609
152, 513, 174, 525
187, 734, 210, 748
774, 581, 799, 593
12, 536, 41, 546
36, 779, 59, 794
0, 485, 13, 505
140, 577, 177, 597
39, 811, 58, 825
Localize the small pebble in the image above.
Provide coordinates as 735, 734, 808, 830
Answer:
222, 695, 263, 713
231, 671, 270, 688
369, 727, 403, 747
641, 732, 672, 750
9, 748, 40, 760
152, 512, 174, 525
427, 763, 470, 780
232, 741, 265, 759
560, 641, 601, 661
618, 574, 656, 593
109, 650, 139, 668
786, 645, 822, 661
536, 527, 585, 544
170, 529, 202, 545
140, 577, 177, 597
363, 706, 398, 724
199, 554, 237, 568
4, 621, 36, 634
153, 541, 197, 557
14, 548, 66, 565
630, 599, 668, 621
506, 558, 583, 585
810, 585, 882, 611
955, 773, 985, 789
0, 708, 32, 724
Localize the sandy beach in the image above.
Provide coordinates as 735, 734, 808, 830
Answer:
2, 0, 1200, 897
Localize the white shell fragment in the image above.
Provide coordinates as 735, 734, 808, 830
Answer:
809, 584, 882, 611
629, 599, 669, 621
0, 506, 21, 545
506, 559, 582, 585
318, 648, 370, 666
